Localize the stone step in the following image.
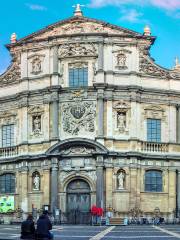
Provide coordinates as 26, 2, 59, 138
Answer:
109, 218, 125, 225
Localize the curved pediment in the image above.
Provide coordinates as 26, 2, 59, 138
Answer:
8, 16, 143, 46
46, 138, 108, 156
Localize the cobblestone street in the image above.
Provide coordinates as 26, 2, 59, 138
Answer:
1, 225, 180, 240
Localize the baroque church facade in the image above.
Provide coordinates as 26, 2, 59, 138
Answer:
0, 5, 180, 222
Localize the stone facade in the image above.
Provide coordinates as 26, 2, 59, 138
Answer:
0, 9, 180, 222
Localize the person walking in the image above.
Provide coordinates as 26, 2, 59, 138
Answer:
21, 214, 35, 239
36, 210, 53, 240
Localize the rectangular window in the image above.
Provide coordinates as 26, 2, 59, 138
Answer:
69, 67, 88, 87
2, 124, 15, 147
147, 119, 161, 142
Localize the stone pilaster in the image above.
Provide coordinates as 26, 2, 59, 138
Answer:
43, 168, 50, 206
52, 46, 59, 85
176, 106, 180, 143
96, 156, 104, 208
106, 166, 113, 208
50, 157, 58, 212
98, 42, 104, 71
50, 92, 59, 140
176, 170, 180, 217
97, 89, 104, 138
20, 165, 28, 212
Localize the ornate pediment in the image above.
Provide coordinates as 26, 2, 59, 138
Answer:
14, 17, 141, 44
60, 146, 96, 155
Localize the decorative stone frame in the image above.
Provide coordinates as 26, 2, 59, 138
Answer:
113, 101, 130, 135
28, 106, 44, 138
0, 111, 18, 148
143, 105, 167, 142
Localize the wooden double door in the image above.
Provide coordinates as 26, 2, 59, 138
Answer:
67, 179, 91, 224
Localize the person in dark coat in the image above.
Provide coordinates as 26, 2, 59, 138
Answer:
21, 214, 35, 239
36, 210, 53, 239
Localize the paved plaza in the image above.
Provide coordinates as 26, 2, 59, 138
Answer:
1, 225, 180, 240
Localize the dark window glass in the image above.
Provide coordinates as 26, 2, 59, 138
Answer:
0, 174, 15, 194
2, 124, 14, 147
145, 170, 162, 192
147, 119, 161, 142
69, 67, 88, 87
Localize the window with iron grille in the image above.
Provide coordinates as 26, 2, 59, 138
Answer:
145, 170, 162, 192
147, 119, 161, 142
2, 124, 14, 147
0, 174, 15, 194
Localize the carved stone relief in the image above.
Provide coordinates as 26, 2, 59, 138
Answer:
33, 21, 127, 40
59, 43, 97, 58
143, 105, 166, 121
61, 100, 96, 135
0, 53, 21, 86
139, 45, 170, 78
0, 111, 17, 125
61, 146, 95, 155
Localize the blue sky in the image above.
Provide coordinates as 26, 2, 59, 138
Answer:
0, 0, 179, 74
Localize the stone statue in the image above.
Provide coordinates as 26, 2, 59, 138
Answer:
33, 173, 40, 190
117, 112, 126, 132
117, 171, 125, 189
33, 116, 41, 132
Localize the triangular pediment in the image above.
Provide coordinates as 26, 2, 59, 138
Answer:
13, 16, 142, 44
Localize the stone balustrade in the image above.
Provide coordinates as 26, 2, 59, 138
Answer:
0, 146, 19, 158
141, 141, 169, 153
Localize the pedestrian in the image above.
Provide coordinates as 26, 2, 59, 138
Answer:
20, 214, 35, 239
36, 210, 53, 240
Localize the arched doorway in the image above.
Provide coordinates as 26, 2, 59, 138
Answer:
67, 179, 91, 224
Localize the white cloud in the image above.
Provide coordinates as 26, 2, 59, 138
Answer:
26, 3, 47, 11
120, 9, 143, 22
89, 0, 180, 10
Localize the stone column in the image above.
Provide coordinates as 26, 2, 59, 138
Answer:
176, 106, 180, 143
50, 92, 59, 140
50, 157, 58, 212
96, 156, 104, 208
97, 89, 104, 138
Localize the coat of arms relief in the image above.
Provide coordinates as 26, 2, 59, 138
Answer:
61, 101, 96, 135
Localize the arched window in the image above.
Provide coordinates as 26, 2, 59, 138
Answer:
145, 170, 162, 192
0, 174, 15, 193
32, 171, 40, 191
